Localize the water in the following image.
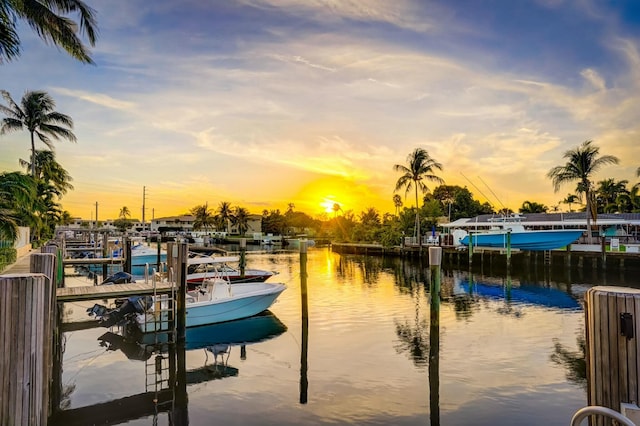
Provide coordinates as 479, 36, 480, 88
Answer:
53, 247, 622, 425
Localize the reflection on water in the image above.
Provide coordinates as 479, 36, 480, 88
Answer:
50, 247, 631, 425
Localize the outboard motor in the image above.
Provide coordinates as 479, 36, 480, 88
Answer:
88, 296, 153, 328
101, 271, 133, 285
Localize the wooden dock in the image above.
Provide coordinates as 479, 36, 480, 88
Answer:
62, 257, 124, 266
56, 281, 175, 302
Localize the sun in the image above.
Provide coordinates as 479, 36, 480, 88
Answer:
321, 198, 339, 214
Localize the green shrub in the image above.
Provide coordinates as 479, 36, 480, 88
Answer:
0, 247, 17, 272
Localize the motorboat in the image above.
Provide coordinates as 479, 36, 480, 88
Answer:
453, 214, 585, 251
186, 255, 277, 287
137, 278, 286, 331
88, 275, 286, 330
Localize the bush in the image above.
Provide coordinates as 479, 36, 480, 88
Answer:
0, 247, 17, 272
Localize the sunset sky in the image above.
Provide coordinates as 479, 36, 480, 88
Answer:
1, 0, 640, 220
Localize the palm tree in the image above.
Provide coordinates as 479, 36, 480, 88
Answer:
595, 178, 628, 213
216, 201, 233, 234
59, 210, 74, 226
519, 200, 548, 214
332, 203, 342, 218
19, 149, 73, 195
393, 194, 403, 216
0, 0, 98, 64
547, 141, 619, 243
191, 203, 215, 232
359, 207, 381, 225
0, 90, 77, 178
0, 171, 36, 241
393, 148, 444, 247
119, 206, 131, 220
562, 194, 580, 213
232, 206, 250, 236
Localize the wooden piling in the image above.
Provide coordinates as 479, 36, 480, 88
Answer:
124, 237, 132, 274
239, 238, 246, 278
300, 240, 309, 404
585, 286, 640, 425
0, 273, 54, 426
428, 246, 442, 426
175, 242, 188, 343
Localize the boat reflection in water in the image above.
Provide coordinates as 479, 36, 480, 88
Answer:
454, 274, 582, 311
98, 311, 287, 379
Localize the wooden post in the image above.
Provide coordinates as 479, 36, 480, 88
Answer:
239, 238, 246, 278
0, 274, 54, 426
102, 232, 108, 280
175, 242, 188, 343
468, 234, 473, 268
506, 231, 512, 270
30, 253, 58, 420
300, 241, 309, 404
585, 286, 640, 424
428, 246, 441, 426
601, 236, 607, 271
156, 240, 162, 273
124, 237, 132, 274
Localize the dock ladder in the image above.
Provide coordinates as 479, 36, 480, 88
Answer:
143, 268, 177, 415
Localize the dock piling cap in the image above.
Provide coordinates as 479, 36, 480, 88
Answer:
428, 247, 442, 266
588, 286, 640, 295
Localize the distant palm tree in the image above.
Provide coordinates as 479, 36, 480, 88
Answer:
0, 0, 98, 64
232, 206, 250, 235
393, 194, 403, 216
119, 206, 131, 220
595, 178, 628, 213
191, 203, 215, 232
217, 201, 233, 234
393, 148, 443, 246
359, 207, 381, 225
0, 90, 77, 178
562, 194, 580, 213
519, 200, 548, 214
332, 203, 342, 218
59, 210, 74, 226
547, 141, 619, 244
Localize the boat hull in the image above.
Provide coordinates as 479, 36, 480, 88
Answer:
460, 229, 584, 251
139, 282, 286, 331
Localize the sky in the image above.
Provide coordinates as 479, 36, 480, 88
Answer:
1, 0, 640, 221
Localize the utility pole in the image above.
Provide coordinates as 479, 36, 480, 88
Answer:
95, 202, 98, 228
142, 186, 146, 225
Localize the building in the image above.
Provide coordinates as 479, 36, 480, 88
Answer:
150, 214, 263, 236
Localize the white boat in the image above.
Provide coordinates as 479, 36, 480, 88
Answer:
453, 214, 585, 251
136, 278, 287, 331
186, 255, 277, 287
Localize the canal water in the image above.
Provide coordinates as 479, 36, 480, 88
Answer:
53, 246, 624, 425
